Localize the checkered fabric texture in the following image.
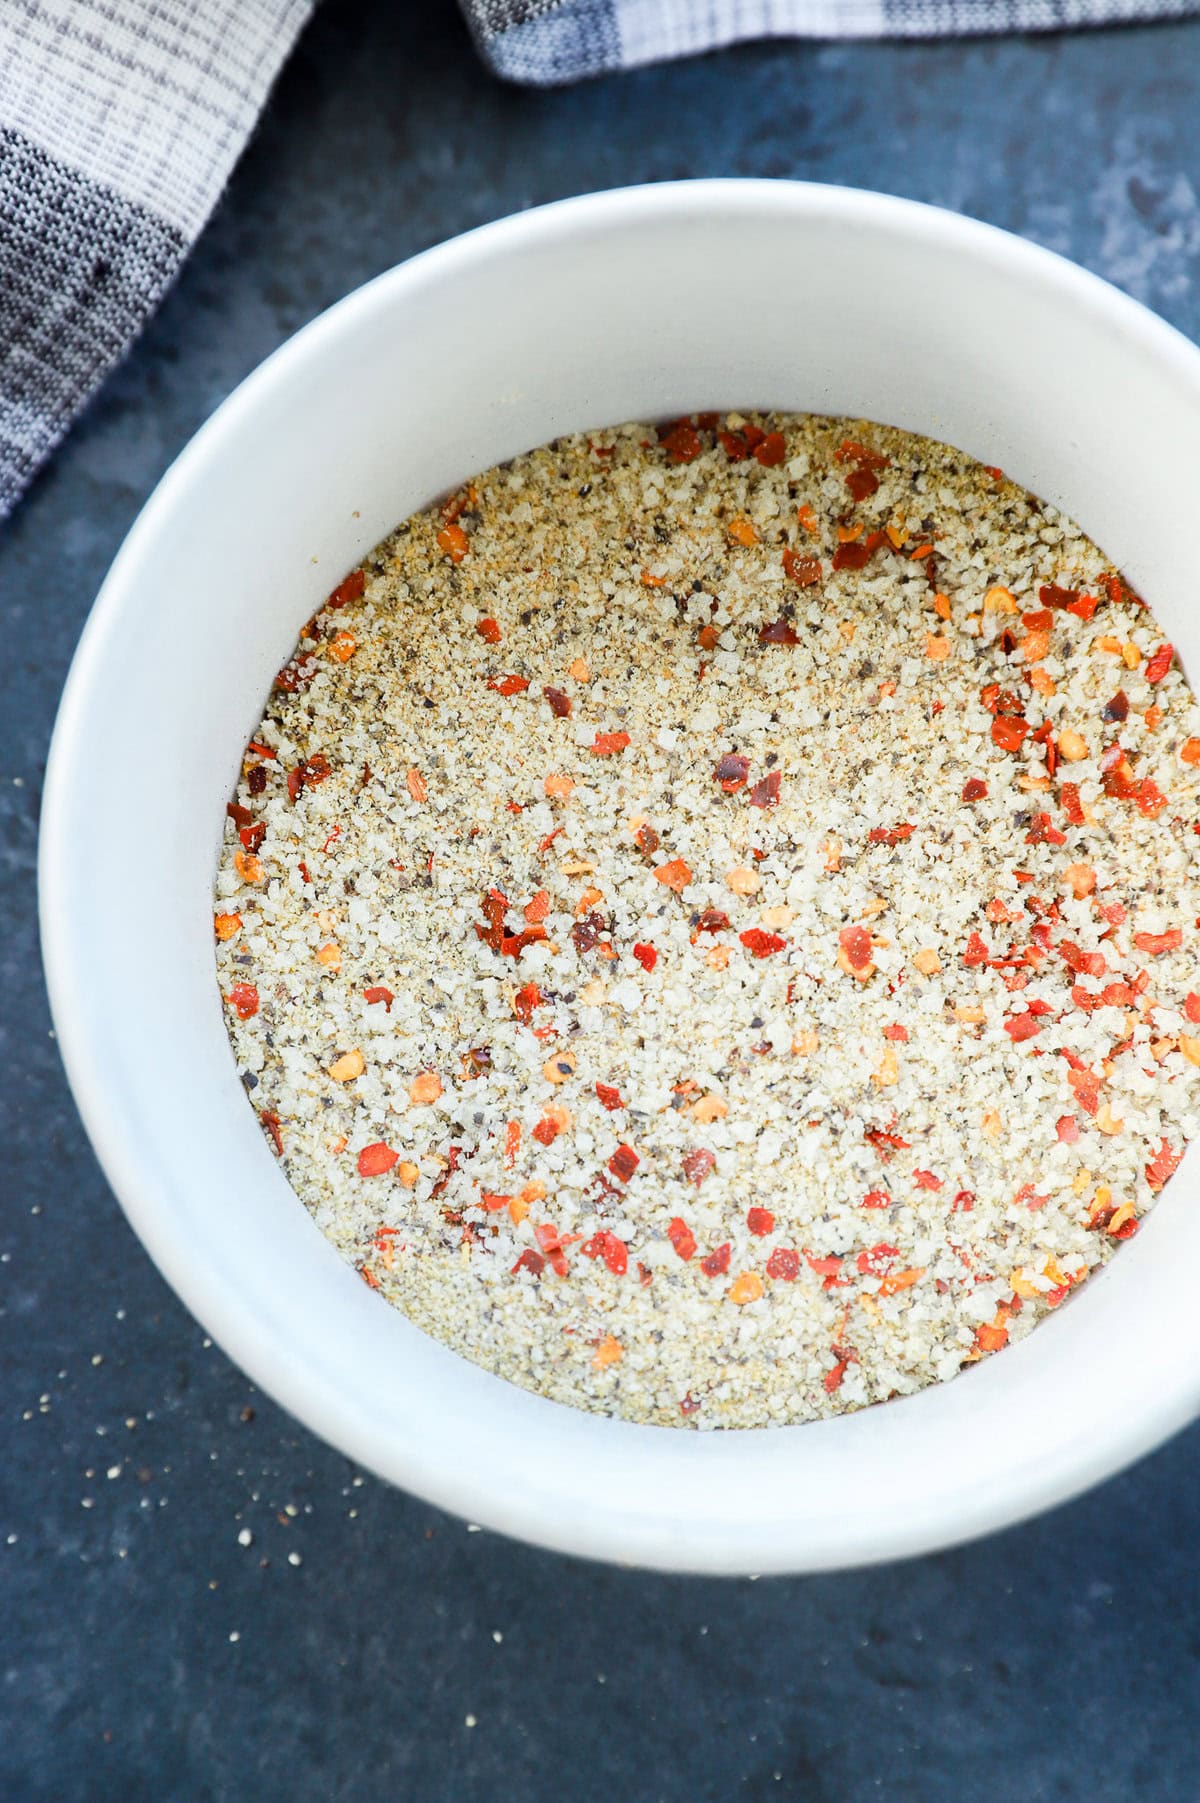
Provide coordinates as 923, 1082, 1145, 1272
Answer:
2, 0, 1197, 518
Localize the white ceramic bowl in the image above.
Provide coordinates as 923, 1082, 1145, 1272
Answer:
41, 180, 1200, 1573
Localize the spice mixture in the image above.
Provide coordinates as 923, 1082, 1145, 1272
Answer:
216, 413, 1200, 1428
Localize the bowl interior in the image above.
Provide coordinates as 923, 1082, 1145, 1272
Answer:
41, 182, 1200, 1572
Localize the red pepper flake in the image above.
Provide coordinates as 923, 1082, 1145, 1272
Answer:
608, 1143, 640, 1183
511, 1249, 546, 1278
357, 1142, 399, 1177
834, 439, 890, 470
861, 1190, 892, 1210
675, 1148, 716, 1187
832, 541, 873, 572
746, 1205, 774, 1236
533, 1222, 579, 1278
531, 1115, 559, 1147
508, 980, 536, 1024
700, 1242, 731, 1277
824, 1357, 851, 1394
782, 548, 822, 587
227, 802, 254, 830
748, 769, 782, 809
486, 674, 530, 697
327, 569, 365, 610
962, 778, 988, 802
1014, 1182, 1049, 1210
845, 464, 879, 501
1060, 782, 1085, 825
1056, 1114, 1080, 1143
1184, 993, 1200, 1023
758, 617, 802, 646
991, 716, 1029, 754
595, 1082, 624, 1111
838, 924, 874, 972
504, 1120, 520, 1167
239, 823, 266, 855
1134, 778, 1168, 819
694, 909, 730, 939
740, 928, 786, 959
1004, 1011, 1044, 1041
1059, 941, 1106, 977
1133, 927, 1182, 956
227, 983, 259, 1021
714, 752, 750, 791
864, 1125, 910, 1156
766, 1247, 800, 1281
963, 931, 991, 967
298, 861, 311, 884
868, 823, 915, 845
1026, 812, 1067, 847
538, 828, 565, 855
581, 1230, 628, 1276
1145, 643, 1174, 684
667, 1217, 697, 1261
590, 731, 630, 757
543, 685, 572, 718
660, 420, 703, 463
480, 1191, 511, 1212
754, 430, 786, 466
476, 616, 502, 644
857, 1243, 899, 1277
951, 1190, 975, 1213
632, 942, 658, 972
364, 985, 394, 1011
912, 1169, 942, 1191
718, 428, 749, 460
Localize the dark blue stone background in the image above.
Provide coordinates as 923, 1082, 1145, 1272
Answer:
3, 3, 1199, 1797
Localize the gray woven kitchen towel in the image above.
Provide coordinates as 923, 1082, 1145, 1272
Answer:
3, 0, 1197, 521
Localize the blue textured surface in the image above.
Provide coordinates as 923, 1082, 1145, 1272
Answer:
4, 3, 1200, 1797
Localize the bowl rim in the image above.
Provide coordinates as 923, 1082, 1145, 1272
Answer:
39, 177, 1200, 1572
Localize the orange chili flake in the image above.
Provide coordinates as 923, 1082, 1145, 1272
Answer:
727, 516, 759, 547
233, 848, 263, 885
486, 674, 530, 698
327, 631, 357, 662
796, 503, 818, 535
524, 889, 550, 924
639, 567, 667, 587
504, 1120, 520, 1167
214, 912, 243, 941
592, 1334, 623, 1369
729, 1272, 764, 1305
476, 616, 502, 643
654, 857, 692, 892
590, 731, 630, 757
437, 521, 469, 562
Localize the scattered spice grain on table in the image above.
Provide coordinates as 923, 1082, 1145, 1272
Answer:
216, 413, 1200, 1427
